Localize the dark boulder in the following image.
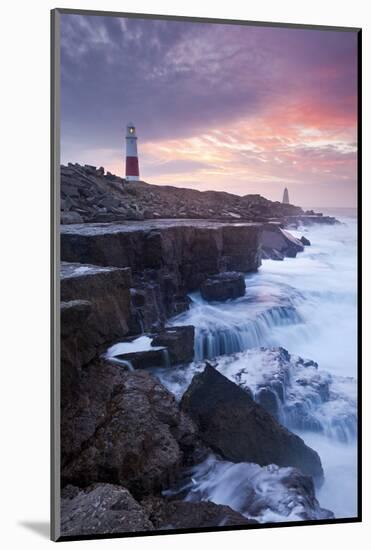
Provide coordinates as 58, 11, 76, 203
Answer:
152, 326, 195, 365
300, 235, 311, 246
62, 366, 205, 497
61, 484, 154, 536
215, 347, 356, 442
200, 272, 246, 301
142, 497, 256, 529
181, 365, 323, 481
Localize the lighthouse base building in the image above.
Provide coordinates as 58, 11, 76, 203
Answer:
125, 123, 140, 181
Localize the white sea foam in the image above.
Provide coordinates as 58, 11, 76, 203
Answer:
165, 455, 333, 523
170, 218, 357, 378
106, 335, 163, 357
158, 216, 358, 521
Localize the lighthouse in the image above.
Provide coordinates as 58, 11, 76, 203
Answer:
282, 187, 290, 204
125, 122, 140, 181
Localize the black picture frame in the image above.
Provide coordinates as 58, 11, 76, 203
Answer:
51, 8, 362, 542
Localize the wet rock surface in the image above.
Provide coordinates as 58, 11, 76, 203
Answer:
60, 482, 256, 537
142, 496, 256, 529
61, 484, 154, 536
181, 365, 324, 480
151, 325, 195, 365
61, 221, 261, 326
105, 326, 195, 370
62, 364, 206, 497
114, 348, 166, 369
60, 263, 134, 374
200, 272, 246, 301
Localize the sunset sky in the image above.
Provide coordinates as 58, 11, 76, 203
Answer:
60, 14, 358, 208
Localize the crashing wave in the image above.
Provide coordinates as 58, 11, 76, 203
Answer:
169, 284, 305, 361
153, 347, 357, 444
164, 455, 333, 523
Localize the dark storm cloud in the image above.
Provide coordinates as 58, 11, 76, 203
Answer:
60, 14, 279, 154
61, 14, 357, 149
60, 13, 357, 207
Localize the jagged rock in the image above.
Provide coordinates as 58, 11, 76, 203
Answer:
60, 222, 261, 282
152, 326, 195, 365
200, 272, 246, 301
60, 483, 257, 536
181, 365, 323, 480
60, 262, 133, 369
84, 164, 97, 173
142, 497, 256, 529
261, 224, 304, 258
300, 235, 311, 246
62, 366, 206, 497
59, 164, 307, 223
61, 484, 154, 536
59, 164, 338, 226
61, 221, 261, 326
214, 347, 357, 442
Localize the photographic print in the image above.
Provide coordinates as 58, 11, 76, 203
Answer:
51, 9, 361, 541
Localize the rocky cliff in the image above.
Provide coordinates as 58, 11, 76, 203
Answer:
58, 169, 339, 536
61, 220, 262, 333
60, 163, 337, 225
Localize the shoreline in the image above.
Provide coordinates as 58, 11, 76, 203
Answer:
59, 179, 356, 534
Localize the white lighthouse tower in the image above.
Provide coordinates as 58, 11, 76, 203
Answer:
125, 122, 140, 181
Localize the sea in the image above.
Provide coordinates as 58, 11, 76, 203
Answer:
154, 207, 358, 521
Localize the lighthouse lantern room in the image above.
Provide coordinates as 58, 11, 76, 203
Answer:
125, 123, 140, 181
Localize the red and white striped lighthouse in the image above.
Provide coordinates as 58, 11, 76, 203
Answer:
125, 122, 140, 181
